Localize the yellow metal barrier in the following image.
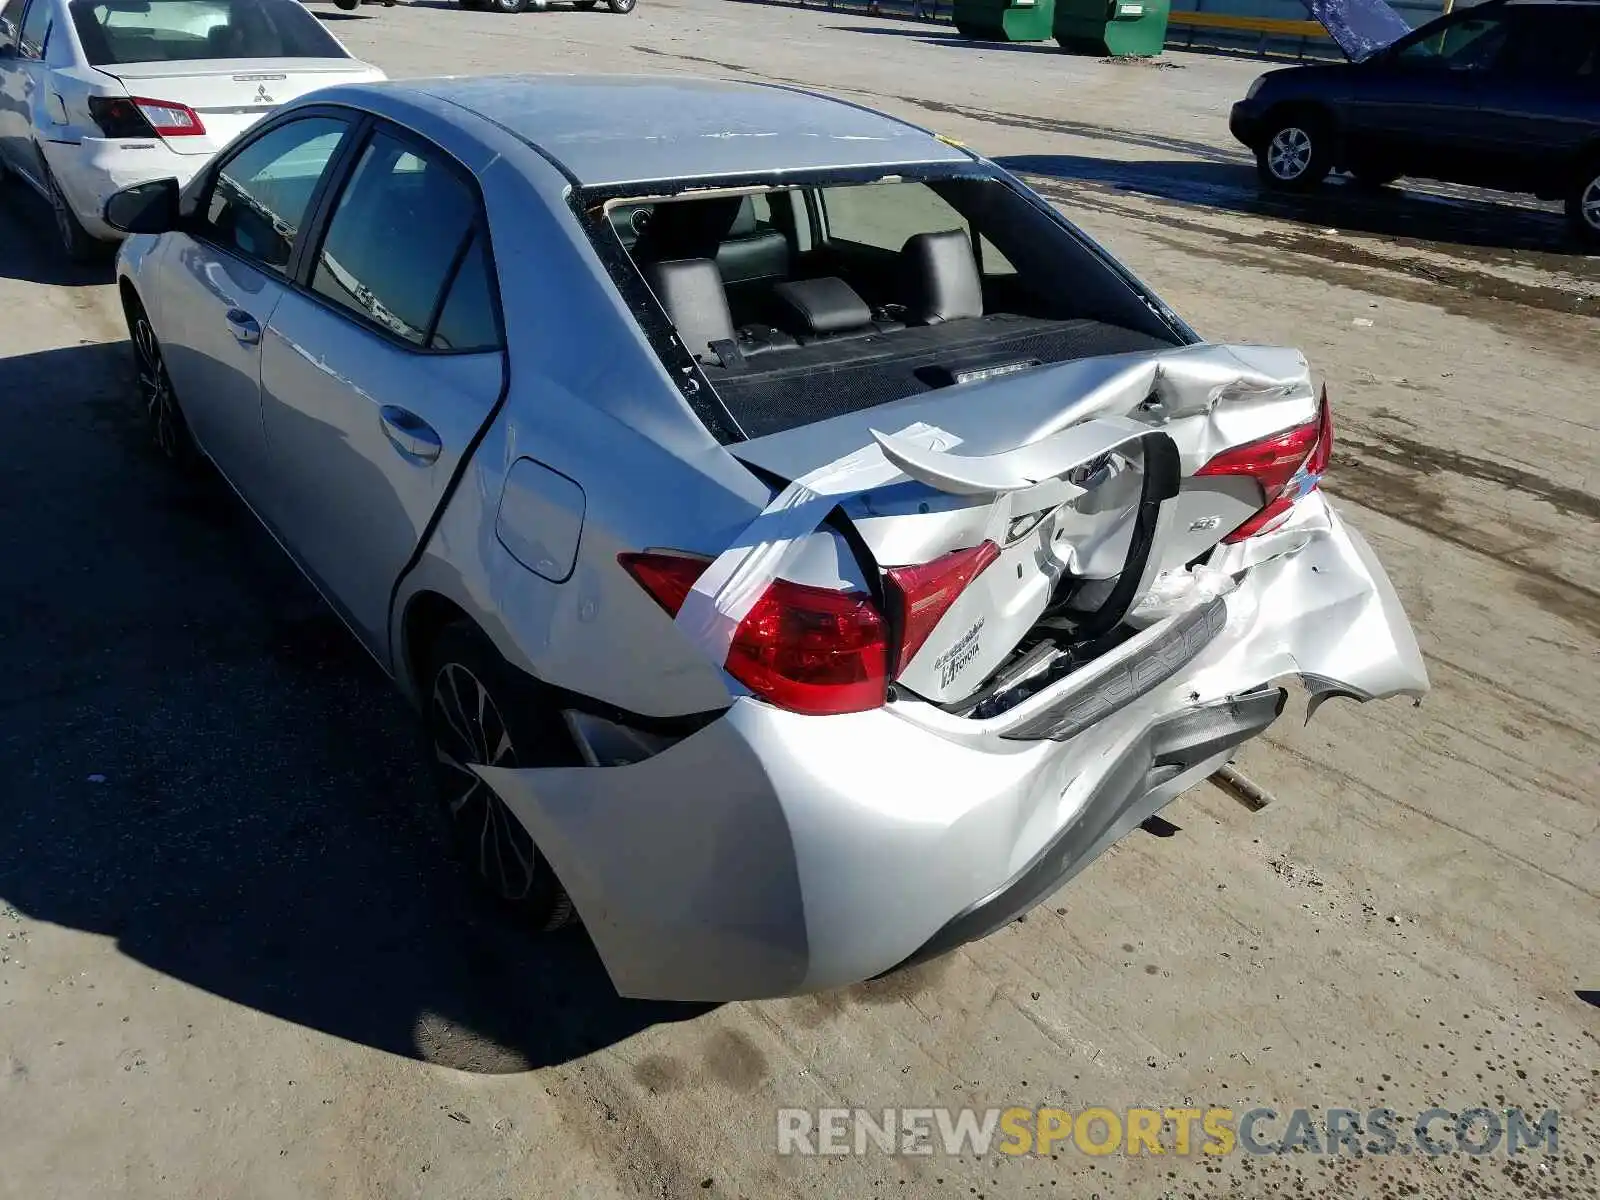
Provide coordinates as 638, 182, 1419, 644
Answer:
1167, 8, 1332, 37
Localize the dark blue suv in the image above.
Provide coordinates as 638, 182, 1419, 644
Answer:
1230, 0, 1600, 240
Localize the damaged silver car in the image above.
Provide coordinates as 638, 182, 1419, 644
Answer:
111, 73, 1428, 1001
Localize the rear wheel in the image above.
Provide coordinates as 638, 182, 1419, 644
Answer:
422, 622, 577, 931
489, 0, 526, 12
334, 0, 359, 9
44, 159, 103, 263
605, 0, 635, 12
1565, 162, 1600, 245
1256, 114, 1330, 191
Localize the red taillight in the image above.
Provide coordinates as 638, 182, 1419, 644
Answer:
619, 551, 890, 716
131, 97, 206, 138
884, 541, 1000, 675
1196, 388, 1332, 543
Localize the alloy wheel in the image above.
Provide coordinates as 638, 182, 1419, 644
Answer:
429, 661, 539, 902
132, 315, 183, 460
1267, 126, 1314, 182
1582, 175, 1600, 232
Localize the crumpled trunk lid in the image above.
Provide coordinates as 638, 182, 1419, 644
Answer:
729, 342, 1320, 707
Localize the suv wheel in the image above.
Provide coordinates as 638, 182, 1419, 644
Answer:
422, 622, 578, 930
1566, 165, 1600, 244
1257, 116, 1330, 191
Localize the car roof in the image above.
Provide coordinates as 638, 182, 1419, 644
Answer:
377, 73, 971, 189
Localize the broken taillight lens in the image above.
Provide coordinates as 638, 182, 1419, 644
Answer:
1196, 387, 1332, 543
618, 551, 891, 716
884, 541, 1000, 675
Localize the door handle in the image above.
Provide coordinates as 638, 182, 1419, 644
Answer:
379, 405, 442, 464
224, 308, 260, 345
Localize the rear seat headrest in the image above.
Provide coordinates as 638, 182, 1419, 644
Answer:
641, 258, 736, 365
772, 277, 873, 337
901, 229, 984, 325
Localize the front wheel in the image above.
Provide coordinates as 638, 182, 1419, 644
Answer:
423, 622, 577, 930
489, 0, 526, 12
605, 0, 635, 12
1256, 116, 1331, 191
1565, 163, 1600, 245
124, 291, 203, 472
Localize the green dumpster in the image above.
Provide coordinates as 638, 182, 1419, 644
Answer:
951, 0, 1056, 43
1053, 0, 1169, 55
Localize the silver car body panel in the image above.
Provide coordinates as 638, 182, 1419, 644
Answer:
116, 75, 1430, 1001
477, 495, 1427, 1001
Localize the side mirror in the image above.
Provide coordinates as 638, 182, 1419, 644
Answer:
104, 177, 181, 235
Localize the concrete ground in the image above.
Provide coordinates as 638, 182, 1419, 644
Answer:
0, 3, 1596, 1197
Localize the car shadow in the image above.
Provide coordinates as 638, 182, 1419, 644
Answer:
0, 340, 712, 1074
994, 153, 1587, 256
0, 181, 116, 287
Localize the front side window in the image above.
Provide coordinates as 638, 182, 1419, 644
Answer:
310, 131, 486, 348
199, 115, 348, 272
67, 0, 345, 66
1394, 11, 1513, 70
18, 0, 50, 58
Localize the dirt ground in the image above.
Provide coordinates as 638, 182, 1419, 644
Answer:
0, 3, 1596, 1197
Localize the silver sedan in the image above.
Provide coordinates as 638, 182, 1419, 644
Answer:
109, 73, 1428, 1001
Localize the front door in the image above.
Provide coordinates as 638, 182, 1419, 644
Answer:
155, 113, 353, 500
1342, 6, 1517, 180
255, 125, 506, 655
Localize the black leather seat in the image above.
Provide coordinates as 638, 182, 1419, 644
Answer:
715, 198, 791, 323
641, 258, 737, 366
901, 229, 985, 325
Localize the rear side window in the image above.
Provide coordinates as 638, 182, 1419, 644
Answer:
310, 131, 490, 349
1498, 9, 1600, 78
18, 0, 50, 57
199, 115, 348, 272
0, 0, 24, 50
429, 232, 501, 353
67, 0, 345, 66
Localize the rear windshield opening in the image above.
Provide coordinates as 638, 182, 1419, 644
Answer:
69, 0, 345, 66
589, 174, 1182, 441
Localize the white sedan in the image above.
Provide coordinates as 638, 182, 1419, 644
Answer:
0, 0, 381, 259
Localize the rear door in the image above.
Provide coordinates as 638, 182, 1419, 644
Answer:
1471, 6, 1600, 189
0, 0, 50, 183
154, 109, 353, 498
255, 123, 506, 655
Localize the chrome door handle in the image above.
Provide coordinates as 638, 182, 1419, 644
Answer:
379, 405, 441, 464
224, 308, 260, 345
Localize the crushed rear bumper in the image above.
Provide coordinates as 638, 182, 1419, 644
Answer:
475, 495, 1427, 1001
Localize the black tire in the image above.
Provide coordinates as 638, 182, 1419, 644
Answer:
43, 159, 103, 263
605, 0, 635, 12
422, 622, 578, 931
489, 0, 526, 12
1564, 161, 1600, 245
123, 289, 205, 473
334, 0, 359, 9
1255, 112, 1331, 191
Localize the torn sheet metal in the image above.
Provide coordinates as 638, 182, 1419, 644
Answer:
674, 421, 960, 661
